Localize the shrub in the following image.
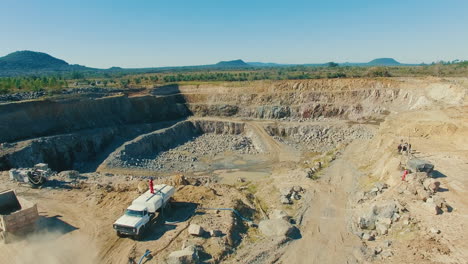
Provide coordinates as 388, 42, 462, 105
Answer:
365, 67, 392, 77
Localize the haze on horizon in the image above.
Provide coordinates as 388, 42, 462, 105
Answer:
1, 0, 467, 68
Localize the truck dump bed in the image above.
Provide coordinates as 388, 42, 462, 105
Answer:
132, 184, 175, 213
0, 190, 39, 243
407, 158, 434, 174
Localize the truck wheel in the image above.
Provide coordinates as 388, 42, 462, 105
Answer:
1, 232, 10, 244
116, 231, 124, 238
134, 225, 146, 241
134, 232, 144, 241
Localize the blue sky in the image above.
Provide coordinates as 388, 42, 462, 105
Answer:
1, 0, 467, 68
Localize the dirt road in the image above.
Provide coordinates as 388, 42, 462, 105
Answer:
277, 142, 363, 264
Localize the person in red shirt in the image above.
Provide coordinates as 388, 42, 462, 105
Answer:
402, 170, 408, 181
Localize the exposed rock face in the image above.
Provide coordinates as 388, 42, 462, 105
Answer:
0, 121, 172, 171
0, 95, 189, 143
1, 78, 431, 172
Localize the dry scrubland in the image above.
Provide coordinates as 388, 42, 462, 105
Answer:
0, 77, 468, 263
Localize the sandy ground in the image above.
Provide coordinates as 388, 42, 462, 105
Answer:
276, 142, 365, 264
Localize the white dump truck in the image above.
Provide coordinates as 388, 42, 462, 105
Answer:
113, 183, 175, 240
0, 190, 39, 243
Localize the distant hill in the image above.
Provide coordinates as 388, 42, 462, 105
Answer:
0, 50, 422, 77
0, 51, 70, 69
0, 50, 90, 76
248, 62, 285, 67
215, 59, 249, 68
367, 58, 401, 66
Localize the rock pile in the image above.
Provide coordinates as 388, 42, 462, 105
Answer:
117, 134, 259, 172
357, 182, 389, 203
267, 124, 374, 153
279, 186, 304, 204
0, 87, 127, 103
356, 200, 404, 240
400, 172, 449, 214
305, 162, 322, 179
0, 91, 46, 102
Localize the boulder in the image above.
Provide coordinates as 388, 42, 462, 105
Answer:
373, 201, 398, 219
381, 250, 393, 258
374, 182, 388, 192
269, 210, 291, 221
376, 223, 389, 235
377, 217, 392, 228
431, 195, 447, 209
258, 219, 296, 238
280, 195, 292, 204
423, 178, 440, 193
358, 215, 376, 230
391, 213, 400, 222
406, 183, 418, 195
292, 186, 303, 193
188, 224, 204, 236
167, 245, 199, 264
171, 174, 190, 186
416, 187, 430, 201
209, 230, 222, 237
406, 172, 427, 184
292, 192, 301, 200
362, 233, 374, 241
58, 170, 80, 180
424, 201, 442, 215
280, 188, 292, 196
374, 247, 383, 255
137, 181, 149, 193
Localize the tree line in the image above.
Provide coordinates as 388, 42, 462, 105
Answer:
0, 76, 67, 94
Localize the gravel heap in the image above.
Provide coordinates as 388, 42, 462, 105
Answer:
116, 134, 259, 172
0, 91, 46, 102
0, 87, 132, 103
271, 125, 374, 153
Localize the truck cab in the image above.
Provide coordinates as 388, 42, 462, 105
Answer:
113, 204, 151, 239
113, 184, 176, 240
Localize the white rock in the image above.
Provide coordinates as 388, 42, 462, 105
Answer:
258, 219, 296, 238
167, 245, 199, 264
188, 224, 204, 236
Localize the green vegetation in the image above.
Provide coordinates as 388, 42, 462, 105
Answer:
0, 76, 67, 94
1, 50, 468, 95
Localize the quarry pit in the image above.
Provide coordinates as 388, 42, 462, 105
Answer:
1, 77, 468, 264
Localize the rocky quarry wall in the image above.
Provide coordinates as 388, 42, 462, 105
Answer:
0, 94, 189, 143
1, 78, 464, 172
